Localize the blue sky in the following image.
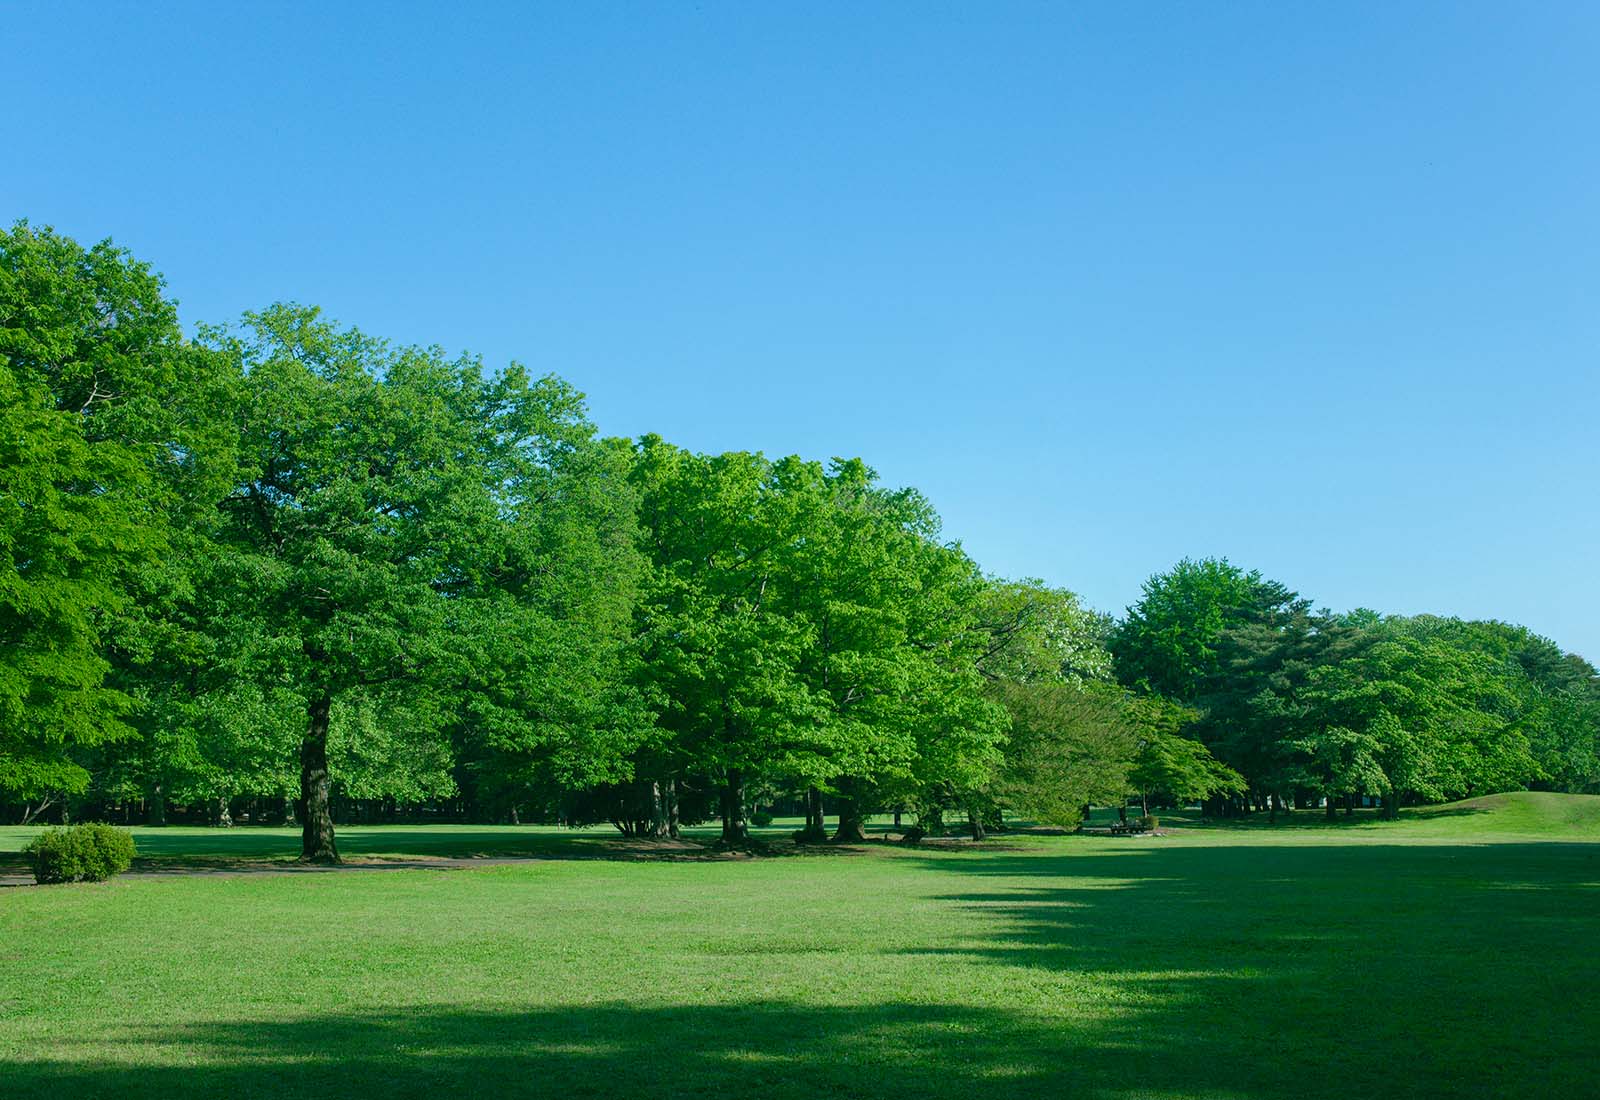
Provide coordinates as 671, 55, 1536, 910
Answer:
7, 2, 1597, 655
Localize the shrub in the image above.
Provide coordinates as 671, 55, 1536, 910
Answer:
750, 809, 775, 827
23, 824, 138, 884
1137, 815, 1159, 832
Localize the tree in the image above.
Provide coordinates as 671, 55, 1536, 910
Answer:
0, 223, 232, 818
777, 462, 1007, 842
1122, 693, 1241, 816
976, 578, 1113, 685
1301, 629, 1534, 818
987, 681, 1135, 830
1111, 557, 1267, 701
632, 439, 827, 844
202, 304, 631, 861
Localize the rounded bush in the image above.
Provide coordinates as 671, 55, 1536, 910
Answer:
1137, 815, 1160, 832
750, 809, 775, 827
23, 824, 138, 884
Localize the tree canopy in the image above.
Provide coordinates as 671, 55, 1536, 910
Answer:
4, 223, 1597, 842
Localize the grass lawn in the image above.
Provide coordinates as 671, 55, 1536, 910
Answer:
3, 792, 1597, 1099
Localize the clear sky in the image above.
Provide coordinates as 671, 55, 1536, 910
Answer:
7, 2, 1597, 656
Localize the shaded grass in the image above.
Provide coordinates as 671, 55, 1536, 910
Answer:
2, 793, 1597, 1099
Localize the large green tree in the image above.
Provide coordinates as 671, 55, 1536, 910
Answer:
632, 439, 829, 843
202, 304, 637, 860
0, 223, 233, 819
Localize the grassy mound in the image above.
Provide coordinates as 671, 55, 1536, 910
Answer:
1410, 790, 1600, 837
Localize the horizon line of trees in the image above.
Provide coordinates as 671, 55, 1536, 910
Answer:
4, 222, 1598, 860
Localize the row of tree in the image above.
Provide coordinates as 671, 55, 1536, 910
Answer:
4, 223, 1597, 860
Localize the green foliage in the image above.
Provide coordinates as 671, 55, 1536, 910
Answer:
1300, 625, 1534, 810
4, 222, 1595, 832
1130, 727, 1245, 807
0, 223, 204, 801
1110, 557, 1272, 700
976, 578, 1113, 684
23, 822, 137, 883
988, 681, 1136, 828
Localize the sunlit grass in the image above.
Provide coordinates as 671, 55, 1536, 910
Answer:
3, 792, 1596, 1099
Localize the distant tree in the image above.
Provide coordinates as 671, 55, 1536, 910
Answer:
1110, 557, 1267, 701
976, 578, 1113, 685
1302, 629, 1533, 817
987, 681, 1135, 830
1125, 695, 1243, 816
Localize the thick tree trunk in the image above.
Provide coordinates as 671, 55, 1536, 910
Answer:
283, 795, 297, 826
1268, 792, 1278, 824
967, 807, 986, 841
832, 792, 867, 842
215, 795, 233, 828
147, 786, 166, 827
1345, 794, 1354, 816
892, 809, 902, 829
1117, 801, 1128, 824
1325, 795, 1337, 821
300, 695, 339, 863
1382, 788, 1402, 821
719, 768, 748, 843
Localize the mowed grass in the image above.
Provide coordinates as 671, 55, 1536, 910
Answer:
2, 793, 1597, 1100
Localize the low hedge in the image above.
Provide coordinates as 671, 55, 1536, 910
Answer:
23, 823, 138, 884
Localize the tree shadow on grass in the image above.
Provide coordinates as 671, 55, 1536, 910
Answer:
0, 996, 1471, 1100
895, 839, 1600, 1097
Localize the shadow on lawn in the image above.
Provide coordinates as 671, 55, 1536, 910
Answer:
896, 839, 1600, 1096
2, 1001, 1180, 1100
10, 840, 1600, 1100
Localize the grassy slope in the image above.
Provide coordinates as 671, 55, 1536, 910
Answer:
2, 793, 1597, 1100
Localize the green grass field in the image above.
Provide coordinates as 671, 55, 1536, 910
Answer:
4, 792, 1598, 1099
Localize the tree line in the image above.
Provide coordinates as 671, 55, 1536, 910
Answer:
4, 223, 1597, 860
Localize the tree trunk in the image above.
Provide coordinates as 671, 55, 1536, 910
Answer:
1268, 792, 1278, 824
1325, 795, 1337, 821
299, 695, 340, 863
719, 768, 748, 843
967, 807, 986, 841
1382, 788, 1402, 821
215, 795, 233, 828
283, 795, 297, 826
832, 791, 867, 842
648, 780, 667, 838
1141, 791, 1150, 817
797, 786, 828, 842
892, 809, 902, 829
147, 786, 166, 827
665, 777, 681, 839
